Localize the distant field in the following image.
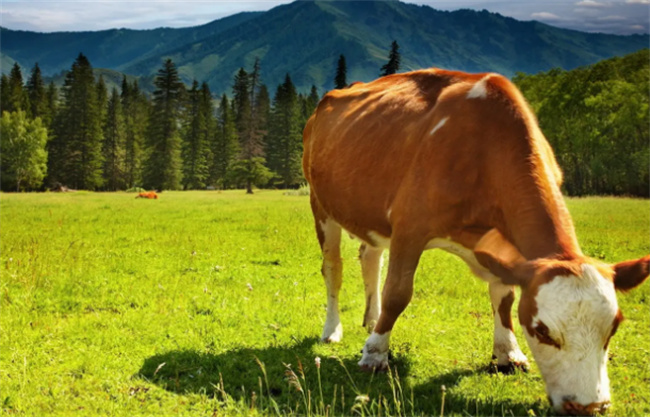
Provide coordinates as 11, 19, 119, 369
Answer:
1, 191, 648, 416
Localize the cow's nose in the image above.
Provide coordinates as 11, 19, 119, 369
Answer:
562, 400, 611, 416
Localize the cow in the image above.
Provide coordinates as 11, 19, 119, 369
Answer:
302, 68, 649, 416
136, 191, 158, 199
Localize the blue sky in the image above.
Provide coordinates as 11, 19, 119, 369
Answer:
1, 0, 648, 35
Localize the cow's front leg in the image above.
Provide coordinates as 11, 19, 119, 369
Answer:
319, 219, 343, 343
359, 244, 383, 332
489, 281, 528, 373
359, 236, 423, 371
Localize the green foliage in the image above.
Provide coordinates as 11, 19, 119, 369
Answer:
181, 81, 213, 190
228, 157, 274, 193
26, 63, 50, 126
0, 111, 48, 191
49, 53, 104, 190
380, 40, 401, 76
267, 74, 304, 188
514, 49, 649, 197
102, 88, 126, 191
0, 192, 647, 416
143, 59, 184, 191
121, 77, 148, 189
210, 94, 240, 189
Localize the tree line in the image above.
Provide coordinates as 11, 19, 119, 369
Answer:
513, 49, 649, 197
0, 40, 403, 193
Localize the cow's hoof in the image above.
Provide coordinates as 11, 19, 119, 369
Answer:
488, 356, 529, 374
358, 349, 390, 372
358, 356, 388, 372
321, 323, 343, 343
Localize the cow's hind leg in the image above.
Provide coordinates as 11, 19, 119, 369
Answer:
359, 244, 383, 333
489, 281, 528, 373
311, 196, 344, 343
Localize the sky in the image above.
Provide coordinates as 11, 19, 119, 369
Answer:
1, 0, 648, 35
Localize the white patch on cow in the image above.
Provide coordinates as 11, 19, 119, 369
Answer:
489, 282, 528, 366
426, 238, 500, 283
523, 264, 617, 413
368, 231, 391, 249
360, 245, 384, 332
358, 331, 391, 370
467, 74, 494, 99
429, 117, 449, 136
319, 219, 343, 343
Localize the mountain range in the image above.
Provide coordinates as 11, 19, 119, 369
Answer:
2, 0, 648, 97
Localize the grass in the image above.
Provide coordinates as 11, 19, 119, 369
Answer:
0, 191, 648, 416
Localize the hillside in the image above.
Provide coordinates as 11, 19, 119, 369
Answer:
2, 0, 648, 96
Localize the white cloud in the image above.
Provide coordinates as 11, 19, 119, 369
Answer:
531, 12, 566, 21
625, 0, 649, 4
576, 0, 611, 7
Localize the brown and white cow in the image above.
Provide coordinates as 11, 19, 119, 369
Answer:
302, 68, 649, 415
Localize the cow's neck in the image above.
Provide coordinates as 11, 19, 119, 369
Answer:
500, 161, 582, 262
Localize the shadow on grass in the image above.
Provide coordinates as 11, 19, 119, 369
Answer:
136, 337, 548, 416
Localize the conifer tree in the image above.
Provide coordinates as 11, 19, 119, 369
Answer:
27, 63, 49, 125
181, 80, 212, 189
231, 67, 268, 193
267, 73, 303, 188
45, 82, 58, 128
143, 59, 183, 190
50, 53, 104, 189
102, 88, 126, 190
5, 63, 29, 114
380, 40, 401, 76
121, 78, 148, 188
210, 94, 239, 188
0, 75, 9, 115
335, 55, 347, 89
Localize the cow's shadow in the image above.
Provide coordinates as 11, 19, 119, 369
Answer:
136, 337, 548, 415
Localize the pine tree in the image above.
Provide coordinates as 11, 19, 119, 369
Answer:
27, 63, 49, 125
5, 63, 29, 114
50, 53, 104, 189
96, 75, 108, 125
144, 59, 184, 190
380, 40, 401, 76
181, 80, 212, 189
267, 73, 303, 188
232, 67, 266, 193
210, 94, 239, 188
102, 88, 126, 190
335, 55, 347, 89
0, 75, 9, 115
121, 78, 148, 189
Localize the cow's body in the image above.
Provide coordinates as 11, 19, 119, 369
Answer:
136, 191, 158, 199
303, 68, 649, 415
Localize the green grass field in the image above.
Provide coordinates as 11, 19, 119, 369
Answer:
1, 191, 648, 416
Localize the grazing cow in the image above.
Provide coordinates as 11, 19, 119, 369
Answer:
136, 191, 158, 199
302, 68, 649, 415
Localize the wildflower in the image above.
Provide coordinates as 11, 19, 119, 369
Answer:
315, 357, 321, 369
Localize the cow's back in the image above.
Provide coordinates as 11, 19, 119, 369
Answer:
303, 69, 565, 249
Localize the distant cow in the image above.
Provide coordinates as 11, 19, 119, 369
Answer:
135, 191, 158, 199
302, 68, 649, 416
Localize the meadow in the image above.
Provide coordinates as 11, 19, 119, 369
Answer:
1, 190, 648, 416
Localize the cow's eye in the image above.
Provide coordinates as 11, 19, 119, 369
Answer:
534, 322, 561, 349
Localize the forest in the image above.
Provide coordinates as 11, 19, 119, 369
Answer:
1, 47, 647, 196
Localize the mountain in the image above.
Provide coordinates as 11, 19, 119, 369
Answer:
2, 1, 648, 97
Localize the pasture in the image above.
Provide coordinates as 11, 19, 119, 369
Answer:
1, 191, 648, 416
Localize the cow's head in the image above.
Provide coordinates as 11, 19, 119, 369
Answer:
475, 229, 649, 415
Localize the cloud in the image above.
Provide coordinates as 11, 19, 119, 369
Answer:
531, 12, 566, 21
625, 0, 649, 4
576, 0, 611, 7
597, 15, 627, 21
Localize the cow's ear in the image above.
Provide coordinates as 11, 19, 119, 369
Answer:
613, 255, 650, 292
474, 228, 533, 286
